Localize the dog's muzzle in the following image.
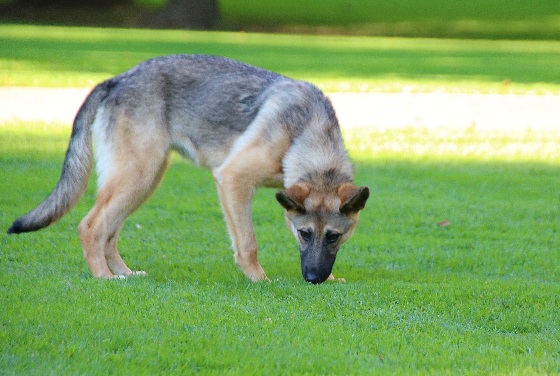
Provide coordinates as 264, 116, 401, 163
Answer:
303, 271, 329, 284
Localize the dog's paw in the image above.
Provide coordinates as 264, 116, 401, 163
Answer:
250, 272, 271, 282
327, 274, 346, 283
237, 261, 269, 282
109, 270, 147, 279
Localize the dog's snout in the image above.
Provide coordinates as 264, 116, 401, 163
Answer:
301, 251, 335, 284
304, 272, 320, 283
304, 271, 327, 284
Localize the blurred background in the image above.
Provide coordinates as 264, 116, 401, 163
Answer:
1, 0, 559, 40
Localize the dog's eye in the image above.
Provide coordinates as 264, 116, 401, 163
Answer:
325, 232, 342, 245
298, 229, 312, 242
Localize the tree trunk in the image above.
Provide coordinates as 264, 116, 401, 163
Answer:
151, 0, 219, 30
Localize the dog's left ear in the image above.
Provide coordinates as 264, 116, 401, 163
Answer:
338, 183, 370, 214
275, 184, 310, 213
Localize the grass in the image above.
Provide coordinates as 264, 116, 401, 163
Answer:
219, 0, 560, 40
1, 121, 560, 374
1, 23, 560, 374
1, 24, 560, 93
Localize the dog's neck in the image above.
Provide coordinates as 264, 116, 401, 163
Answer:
282, 117, 354, 190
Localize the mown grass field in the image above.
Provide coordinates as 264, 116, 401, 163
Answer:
1, 25, 560, 93
1, 121, 560, 374
1, 25, 560, 374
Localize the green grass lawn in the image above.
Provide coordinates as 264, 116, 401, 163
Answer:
1, 25, 560, 93
2, 24, 560, 374
219, 0, 560, 40
1, 121, 559, 374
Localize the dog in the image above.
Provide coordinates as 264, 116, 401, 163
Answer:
7, 55, 369, 284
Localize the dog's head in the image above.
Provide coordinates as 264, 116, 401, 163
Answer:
276, 183, 369, 284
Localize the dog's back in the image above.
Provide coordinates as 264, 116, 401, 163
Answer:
101, 55, 342, 170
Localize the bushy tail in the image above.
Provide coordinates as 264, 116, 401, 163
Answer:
7, 83, 110, 234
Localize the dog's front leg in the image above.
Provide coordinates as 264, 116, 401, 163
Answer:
213, 167, 269, 282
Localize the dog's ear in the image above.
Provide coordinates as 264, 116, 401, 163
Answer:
275, 184, 310, 213
338, 183, 370, 214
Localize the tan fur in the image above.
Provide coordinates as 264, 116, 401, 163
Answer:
80, 114, 171, 278
213, 124, 291, 281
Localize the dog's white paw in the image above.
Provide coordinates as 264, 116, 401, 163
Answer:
110, 270, 147, 279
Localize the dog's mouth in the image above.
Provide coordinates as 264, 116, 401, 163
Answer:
303, 273, 329, 284
302, 266, 333, 284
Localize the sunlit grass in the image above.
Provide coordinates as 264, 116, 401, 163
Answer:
344, 126, 560, 162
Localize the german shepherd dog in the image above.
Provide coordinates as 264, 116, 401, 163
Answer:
7, 55, 369, 284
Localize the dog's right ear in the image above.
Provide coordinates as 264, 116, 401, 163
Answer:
338, 183, 370, 214
275, 184, 310, 213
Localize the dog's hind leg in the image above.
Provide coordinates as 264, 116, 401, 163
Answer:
79, 110, 171, 278
79, 154, 169, 278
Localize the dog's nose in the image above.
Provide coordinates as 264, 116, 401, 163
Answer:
304, 272, 324, 284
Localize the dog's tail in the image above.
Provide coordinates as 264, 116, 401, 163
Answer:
7, 83, 111, 234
